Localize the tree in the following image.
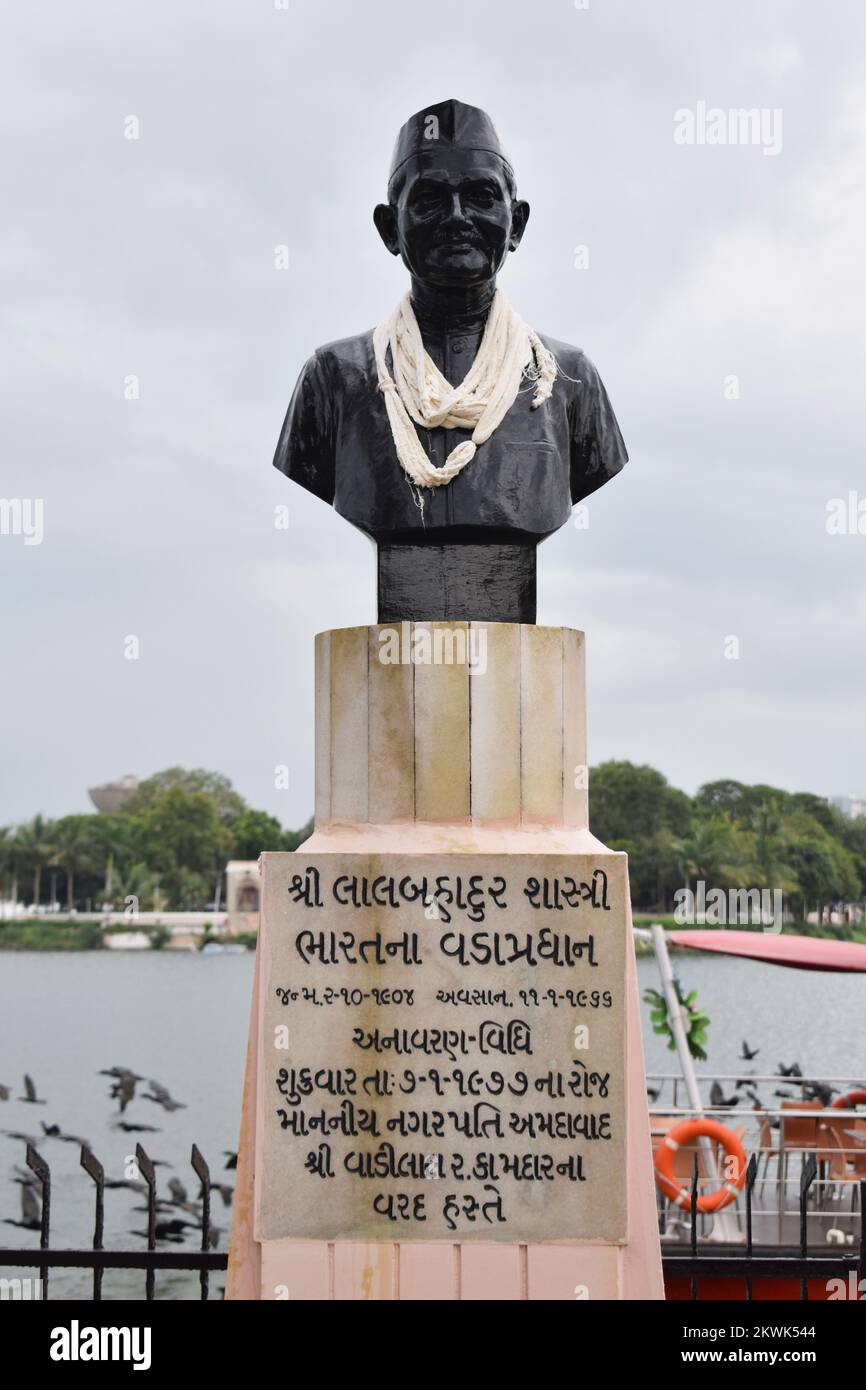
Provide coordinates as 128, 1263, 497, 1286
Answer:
0, 826, 18, 907
673, 813, 750, 893
783, 812, 861, 922
134, 789, 230, 908
693, 780, 750, 817
14, 815, 54, 909
124, 768, 246, 824
108, 860, 158, 913
50, 816, 98, 911
284, 816, 314, 851
746, 798, 800, 897
230, 809, 289, 860
590, 762, 692, 846
88, 813, 138, 900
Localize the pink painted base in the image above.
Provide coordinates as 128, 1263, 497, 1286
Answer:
227, 830, 663, 1300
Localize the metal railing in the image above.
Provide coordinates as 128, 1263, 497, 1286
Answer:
1, 1139, 864, 1301
0, 1142, 227, 1301
663, 1153, 866, 1300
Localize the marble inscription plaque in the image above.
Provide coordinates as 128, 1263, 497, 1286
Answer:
255, 853, 627, 1242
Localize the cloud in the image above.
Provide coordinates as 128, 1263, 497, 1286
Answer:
1, 0, 865, 827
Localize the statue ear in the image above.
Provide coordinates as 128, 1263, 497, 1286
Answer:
374, 203, 400, 256
509, 199, 530, 252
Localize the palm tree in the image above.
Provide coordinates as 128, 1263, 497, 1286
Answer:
50, 816, 96, 912
748, 799, 800, 896
88, 813, 136, 904
109, 861, 157, 913
14, 815, 53, 909
673, 814, 749, 893
0, 827, 17, 911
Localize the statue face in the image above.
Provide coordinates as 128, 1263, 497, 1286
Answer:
374, 149, 529, 289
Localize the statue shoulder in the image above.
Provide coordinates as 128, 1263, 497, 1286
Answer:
310, 330, 376, 381
536, 334, 601, 391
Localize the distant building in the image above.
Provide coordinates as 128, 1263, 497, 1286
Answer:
88, 774, 139, 814
226, 860, 261, 934
829, 793, 866, 821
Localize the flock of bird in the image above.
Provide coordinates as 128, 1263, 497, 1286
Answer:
647, 1040, 865, 1124
1, 1069, 238, 1245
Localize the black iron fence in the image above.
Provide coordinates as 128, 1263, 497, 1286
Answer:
1, 1146, 864, 1301
0, 1142, 227, 1301
664, 1153, 866, 1300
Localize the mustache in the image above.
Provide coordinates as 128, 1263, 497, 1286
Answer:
433, 231, 484, 247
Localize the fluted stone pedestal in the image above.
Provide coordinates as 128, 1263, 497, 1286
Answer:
227, 624, 663, 1300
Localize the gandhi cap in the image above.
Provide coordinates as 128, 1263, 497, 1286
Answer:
388, 98, 514, 188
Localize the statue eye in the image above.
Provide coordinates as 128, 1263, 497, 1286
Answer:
412, 186, 446, 211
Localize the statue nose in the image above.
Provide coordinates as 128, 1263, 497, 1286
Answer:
443, 192, 471, 226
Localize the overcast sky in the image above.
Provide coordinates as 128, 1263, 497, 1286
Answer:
2, 0, 865, 830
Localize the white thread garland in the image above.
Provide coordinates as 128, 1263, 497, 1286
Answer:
373, 288, 557, 490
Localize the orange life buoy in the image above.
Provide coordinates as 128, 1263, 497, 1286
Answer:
832, 1089, 866, 1110
654, 1118, 747, 1213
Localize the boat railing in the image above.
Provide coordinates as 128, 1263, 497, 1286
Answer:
647, 1084, 866, 1247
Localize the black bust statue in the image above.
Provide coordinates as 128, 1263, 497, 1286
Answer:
274, 98, 628, 623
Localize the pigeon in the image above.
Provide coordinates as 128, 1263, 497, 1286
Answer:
152, 1218, 199, 1239
112, 1074, 138, 1113
13, 1166, 43, 1197
0, 1083, 10, 1101
40, 1122, 90, 1147
803, 1082, 837, 1108
4, 1183, 41, 1230
19, 1074, 46, 1104
112, 1121, 161, 1134
777, 1062, 803, 1078
2, 1129, 40, 1146
223, 1151, 238, 1170
710, 1080, 739, 1109
142, 1080, 186, 1113
168, 1178, 188, 1205
740, 1040, 760, 1061
129, 1226, 186, 1244
132, 1199, 190, 1216
646, 1085, 661, 1102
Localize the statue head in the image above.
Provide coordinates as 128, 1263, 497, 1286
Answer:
373, 99, 530, 292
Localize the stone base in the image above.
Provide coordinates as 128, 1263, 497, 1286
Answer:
226, 624, 664, 1299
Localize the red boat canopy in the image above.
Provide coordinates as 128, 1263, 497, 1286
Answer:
667, 930, 866, 973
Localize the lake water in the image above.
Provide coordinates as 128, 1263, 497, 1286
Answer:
0, 948, 863, 1297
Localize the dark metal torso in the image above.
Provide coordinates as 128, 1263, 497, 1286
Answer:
275, 316, 627, 622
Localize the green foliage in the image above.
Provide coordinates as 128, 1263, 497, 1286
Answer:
284, 816, 314, 852
590, 763, 866, 921
0, 768, 309, 915
3, 762, 864, 926
230, 808, 290, 859
643, 982, 711, 1061
124, 767, 246, 824
0, 920, 104, 951
591, 762, 692, 844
